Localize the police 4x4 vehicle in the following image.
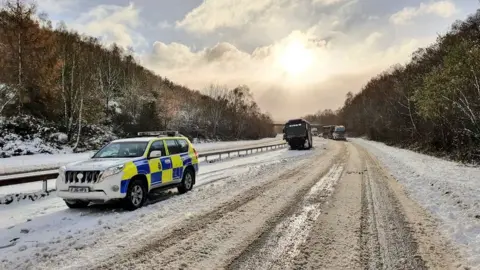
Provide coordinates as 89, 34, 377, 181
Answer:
56, 131, 199, 210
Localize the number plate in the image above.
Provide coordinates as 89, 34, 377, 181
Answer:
69, 187, 89, 193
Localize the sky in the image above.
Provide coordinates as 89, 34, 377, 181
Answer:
35, 0, 478, 121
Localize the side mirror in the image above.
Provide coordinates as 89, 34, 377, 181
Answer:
150, 150, 162, 158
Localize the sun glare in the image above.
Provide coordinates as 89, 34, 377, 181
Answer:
278, 41, 313, 76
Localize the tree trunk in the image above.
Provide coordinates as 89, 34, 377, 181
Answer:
61, 45, 68, 131
68, 52, 76, 136
73, 86, 84, 151
17, 31, 22, 113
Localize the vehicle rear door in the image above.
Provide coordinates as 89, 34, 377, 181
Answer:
176, 138, 192, 169
147, 140, 167, 188
165, 139, 183, 183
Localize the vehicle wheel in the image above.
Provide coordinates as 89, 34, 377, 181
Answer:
64, 200, 89, 209
304, 139, 310, 150
124, 179, 147, 210
178, 168, 195, 194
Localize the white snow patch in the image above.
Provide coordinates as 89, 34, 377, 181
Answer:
49, 133, 68, 144
1, 133, 73, 157
353, 138, 480, 268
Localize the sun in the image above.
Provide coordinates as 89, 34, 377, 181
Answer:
278, 41, 313, 76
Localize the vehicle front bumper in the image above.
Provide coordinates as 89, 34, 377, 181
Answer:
56, 173, 127, 202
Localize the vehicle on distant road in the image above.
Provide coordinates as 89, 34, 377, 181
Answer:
333, 125, 347, 140
283, 118, 313, 150
56, 131, 199, 210
322, 125, 335, 139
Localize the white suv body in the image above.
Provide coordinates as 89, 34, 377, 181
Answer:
56, 157, 141, 202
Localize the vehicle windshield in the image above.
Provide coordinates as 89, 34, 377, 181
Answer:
284, 122, 307, 136
93, 142, 148, 158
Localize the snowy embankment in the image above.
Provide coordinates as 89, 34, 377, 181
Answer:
0, 115, 117, 159
0, 139, 325, 270
0, 135, 283, 175
353, 138, 480, 268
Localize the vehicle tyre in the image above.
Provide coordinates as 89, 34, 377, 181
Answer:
64, 200, 89, 209
178, 168, 195, 194
304, 139, 310, 150
124, 178, 147, 211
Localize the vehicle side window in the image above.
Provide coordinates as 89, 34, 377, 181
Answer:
176, 139, 189, 153
149, 141, 166, 157
165, 139, 181, 155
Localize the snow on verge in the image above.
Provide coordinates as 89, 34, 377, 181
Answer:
353, 138, 480, 268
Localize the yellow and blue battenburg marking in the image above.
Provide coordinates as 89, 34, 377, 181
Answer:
119, 152, 199, 194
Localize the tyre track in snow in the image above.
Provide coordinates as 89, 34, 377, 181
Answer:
358, 144, 426, 270
289, 142, 460, 270
358, 144, 464, 270
227, 162, 346, 270
91, 142, 346, 270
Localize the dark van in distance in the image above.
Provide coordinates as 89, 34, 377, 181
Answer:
283, 119, 313, 150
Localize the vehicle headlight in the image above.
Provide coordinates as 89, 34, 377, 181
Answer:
99, 164, 125, 182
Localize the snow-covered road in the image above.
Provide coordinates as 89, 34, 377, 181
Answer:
353, 138, 480, 268
0, 139, 319, 270
0, 138, 477, 270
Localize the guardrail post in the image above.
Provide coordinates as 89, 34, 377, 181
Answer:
42, 180, 47, 192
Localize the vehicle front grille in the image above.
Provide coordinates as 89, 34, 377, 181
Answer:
65, 171, 101, 184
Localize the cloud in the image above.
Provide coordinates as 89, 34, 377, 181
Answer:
70, 3, 146, 49
365, 32, 383, 46
176, 0, 356, 38
390, 1, 457, 25
176, 0, 275, 33
311, 0, 348, 6
158, 20, 172, 29
143, 29, 431, 120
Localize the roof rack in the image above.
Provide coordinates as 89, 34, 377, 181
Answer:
137, 131, 184, 137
